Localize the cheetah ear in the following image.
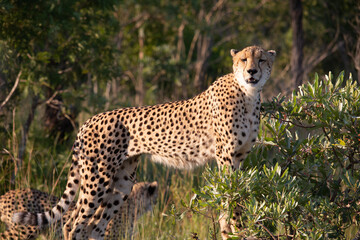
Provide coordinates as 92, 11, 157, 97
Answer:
230, 49, 239, 57
267, 50, 276, 61
147, 182, 158, 196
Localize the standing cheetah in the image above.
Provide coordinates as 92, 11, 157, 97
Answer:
1, 182, 158, 240
13, 46, 276, 240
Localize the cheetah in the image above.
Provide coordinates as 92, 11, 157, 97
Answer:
105, 181, 158, 239
2, 182, 157, 240
1, 189, 59, 240
13, 45, 276, 240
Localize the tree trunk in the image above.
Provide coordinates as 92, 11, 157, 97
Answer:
18, 96, 39, 162
12, 95, 39, 183
135, 26, 145, 106
193, 33, 212, 92
290, 0, 304, 88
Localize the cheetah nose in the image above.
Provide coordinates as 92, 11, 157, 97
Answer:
247, 69, 258, 75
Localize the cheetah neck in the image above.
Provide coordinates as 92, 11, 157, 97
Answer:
235, 81, 261, 116
241, 86, 260, 100
244, 88, 260, 115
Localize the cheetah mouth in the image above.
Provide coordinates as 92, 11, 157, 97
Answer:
246, 77, 259, 84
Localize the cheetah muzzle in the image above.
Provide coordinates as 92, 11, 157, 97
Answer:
13, 45, 276, 240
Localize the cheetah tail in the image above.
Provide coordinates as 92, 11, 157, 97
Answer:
12, 157, 80, 227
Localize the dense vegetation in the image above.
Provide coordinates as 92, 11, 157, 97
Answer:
175, 73, 360, 239
0, 0, 359, 239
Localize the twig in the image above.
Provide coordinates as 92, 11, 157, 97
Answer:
45, 90, 68, 106
256, 222, 276, 240
63, 113, 78, 133
187, 30, 200, 64
44, 89, 77, 132
50, 151, 73, 196
205, 0, 226, 23
3, 148, 18, 183
0, 70, 22, 110
211, 212, 218, 240
267, 111, 317, 129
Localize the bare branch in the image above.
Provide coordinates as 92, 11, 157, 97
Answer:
0, 70, 22, 110
256, 222, 277, 240
303, 24, 342, 76
152, 69, 166, 84
212, 33, 238, 48
118, 12, 150, 28
45, 90, 68, 107
343, 9, 360, 81
205, 0, 226, 23
123, 71, 136, 84
176, 21, 186, 61
186, 30, 200, 64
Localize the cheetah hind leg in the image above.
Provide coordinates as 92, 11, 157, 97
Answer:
85, 157, 139, 240
63, 181, 92, 240
62, 190, 84, 240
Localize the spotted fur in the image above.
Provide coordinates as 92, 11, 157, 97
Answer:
13, 46, 276, 240
0, 189, 59, 240
1, 182, 157, 240
219, 205, 246, 240
105, 181, 158, 239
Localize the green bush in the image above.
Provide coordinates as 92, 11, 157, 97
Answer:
175, 72, 360, 239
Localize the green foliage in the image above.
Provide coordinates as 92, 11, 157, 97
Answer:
0, 0, 359, 239
175, 72, 360, 239
0, 0, 121, 88
188, 164, 300, 239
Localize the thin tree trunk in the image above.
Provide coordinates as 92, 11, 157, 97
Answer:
12, 95, 39, 183
290, 0, 304, 88
135, 27, 145, 106
193, 34, 212, 92
104, 81, 111, 110
18, 95, 38, 162
176, 21, 185, 62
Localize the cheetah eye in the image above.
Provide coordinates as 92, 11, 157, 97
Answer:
241, 58, 247, 62
259, 59, 266, 63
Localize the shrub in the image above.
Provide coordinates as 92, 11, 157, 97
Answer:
173, 72, 360, 239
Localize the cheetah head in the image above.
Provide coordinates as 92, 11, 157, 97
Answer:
231, 46, 276, 96
131, 181, 158, 213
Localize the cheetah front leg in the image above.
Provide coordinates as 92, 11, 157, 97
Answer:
85, 157, 139, 240
215, 136, 257, 239
219, 205, 244, 240
219, 212, 233, 240
214, 135, 234, 170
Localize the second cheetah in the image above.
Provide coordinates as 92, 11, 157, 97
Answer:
1, 182, 157, 239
